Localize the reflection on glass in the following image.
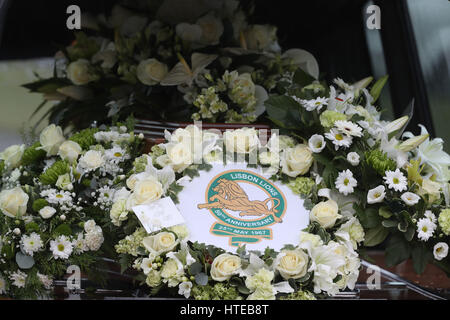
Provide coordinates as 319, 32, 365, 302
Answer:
407, 0, 450, 151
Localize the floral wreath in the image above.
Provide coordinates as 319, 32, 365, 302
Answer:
0, 122, 143, 298
109, 125, 364, 300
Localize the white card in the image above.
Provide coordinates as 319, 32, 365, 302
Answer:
132, 197, 186, 233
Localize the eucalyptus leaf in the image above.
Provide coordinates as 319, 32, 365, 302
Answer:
16, 252, 35, 269
189, 262, 202, 275
195, 272, 208, 286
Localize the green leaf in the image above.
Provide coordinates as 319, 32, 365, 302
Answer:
189, 262, 202, 275
265, 95, 302, 129
411, 244, 431, 274
53, 224, 72, 236
382, 220, 398, 228
364, 225, 389, 247
358, 207, 380, 229
379, 206, 392, 219
404, 226, 415, 242
385, 235, 411, 267
293, 69, 315, 87
370, 75, 388, 102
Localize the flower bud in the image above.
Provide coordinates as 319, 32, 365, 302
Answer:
384, 116, 409, 134
398, 134, 429, 152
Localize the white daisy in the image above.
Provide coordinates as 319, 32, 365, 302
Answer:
50, 235, 74, 260
401, 192, 420, 206
416, 218, 436, 241
424, 210, 437, 223
104, 146, 129, 163
334, 120, 363, 137
178, 281, 193, 299
325, 128, 353, 150
20, 232, 43, 256
308, 134, 326, 153
303, 97, 329, 111
383, 169, 408, 192
73, 233, 88, 254
367, 185, 386, 204
9, 270, 27, 288
346, 152, 360, 166
335, 169, 357, 195
433, 242, 449, 261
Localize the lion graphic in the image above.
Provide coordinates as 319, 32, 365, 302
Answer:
197, 178, 283, 223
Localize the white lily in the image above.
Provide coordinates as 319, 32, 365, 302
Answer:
403, 125, 450, 182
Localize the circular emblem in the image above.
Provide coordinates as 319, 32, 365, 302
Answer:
197, 170, 287, 246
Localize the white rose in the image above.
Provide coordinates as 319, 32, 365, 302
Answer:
39, 124, 65, 156
79, 150, 105, 171
128, 178, 163, 206
224, 128, 259, 154
196, 12, 224, 45
58, 140, 82, 163
39, 206, 56, 219
259, 151, 279, 166
210, 253, 241, 282
175, 23, 202, 42
137, 58, 168, 86
67, 59, 98, 85
244, 24, 277, 51
0, 144, 25, 169
84, 227, 104, 251
142, 232, 179, 256
274, 249, 309, 280
0, 187, 29, 218
310, 199, 341, 229
281, 144, 313, 177
166, 142, 193, 173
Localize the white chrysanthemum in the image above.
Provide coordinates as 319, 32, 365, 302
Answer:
178, 281, 193, 299
303, 97, 328, 111
84, 227, 104, 251
367, 185, 386, 204
43, 189, 73, 205
308, 134, 326, 153
325, 128, 353, 150
50, 235, 74, 260
346, 152, 360, 166
424, 210, 437, 223
9, 270, 27, 288
416, 218, 436, 241
400, 192, 420, 206
433, 242, 449, 261
20, 232, 43, 256
334, 120, 363, 137
37, 273, 53, 290
335, 169, 357, 196
383, 169, 407, 192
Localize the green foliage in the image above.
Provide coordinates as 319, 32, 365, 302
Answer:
370, 75, 389, 102
66, 32, 101, 60
364, 225, 389, 247
364, 149, 397, 176
32, 198, 49, 212
192, 283, 241, 300
21, 142, 46, 166
69, 128, 99, 150
385, 234, 411, 267
39, 160, 70, 185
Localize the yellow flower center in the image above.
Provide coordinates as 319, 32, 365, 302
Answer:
114, 152, 122, 157
393, 178, 399, 184
344, 178, 349, 186
374, 192, 381, 198
56, 194, 63, 198
58, 244, 65, 251
335, 134, 344, 141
